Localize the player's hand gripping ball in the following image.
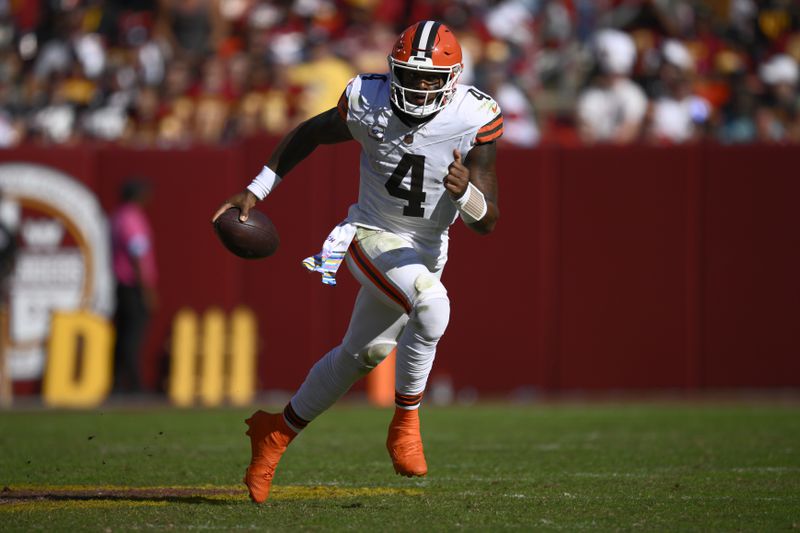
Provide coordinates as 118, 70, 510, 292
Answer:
214, 208, 279, 259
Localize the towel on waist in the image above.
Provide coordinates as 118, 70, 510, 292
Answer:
301, 222, 357, 286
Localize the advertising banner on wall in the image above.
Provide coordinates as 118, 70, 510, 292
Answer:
0, 163, 114, 384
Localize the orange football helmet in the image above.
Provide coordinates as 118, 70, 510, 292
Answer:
388, 21, 463, 118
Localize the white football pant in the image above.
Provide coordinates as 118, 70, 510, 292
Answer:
288, 228, 450, 426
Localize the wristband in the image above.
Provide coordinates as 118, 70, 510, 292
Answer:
454, 182, 487, 222
246, 166, 282, 200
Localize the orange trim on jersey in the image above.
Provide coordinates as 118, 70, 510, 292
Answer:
476, 127, 504, 144
348, 240, 412, 313
478, 114, 503, 134
337, 91, 348, 120
476, 113, 504, 144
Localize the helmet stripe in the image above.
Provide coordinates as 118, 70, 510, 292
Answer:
411, 22, 428, 57
413, 21, 440, 59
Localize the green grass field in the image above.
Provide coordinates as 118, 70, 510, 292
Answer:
1, 402, 799, 531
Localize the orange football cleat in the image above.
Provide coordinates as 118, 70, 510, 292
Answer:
243, 410, 296, 503
386, 407, 428, 477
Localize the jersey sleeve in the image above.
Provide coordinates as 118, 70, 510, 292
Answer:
459, 86, 504, 145
337, 77, 356, 120
337, 90, 348, 120
475, 112, 504, 145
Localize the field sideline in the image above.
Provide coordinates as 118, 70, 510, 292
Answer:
1, 402, 799, 531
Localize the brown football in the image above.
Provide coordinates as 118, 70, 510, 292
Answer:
214, 207, 279, 259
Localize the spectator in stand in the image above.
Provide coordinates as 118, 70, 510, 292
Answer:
111, 178, 158, 394
0, 51, 24, 146
287, 37, 355, 122
756, 54, 800, 142
231, 60, 291, 137
82, 59, 137, 143
484, 61, 540, 147
126, 85, 161, 146
576, 29, 648, 144
159, 0, 227, 60
645, 39, 712, 144
226, 52, 253, 100
345, 21, 397, 75
156, 57, 195, 145
0, 49, 24, 141
1, 1, 799, 147
717, 73, 759, 144
31, 79, 81, 145
98, 0, 161, 49
746, 0, 800, 63
0, 108, 23, 148
193, 55, 233, 143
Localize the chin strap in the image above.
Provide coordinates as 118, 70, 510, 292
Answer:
453, 182, 487, 223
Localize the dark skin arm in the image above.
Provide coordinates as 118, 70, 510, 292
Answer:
443, 142, 499, 234
212, 107, 353, 222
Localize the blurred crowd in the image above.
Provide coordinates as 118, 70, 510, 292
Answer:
0, 0, 798, 148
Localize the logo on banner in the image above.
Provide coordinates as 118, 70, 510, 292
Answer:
0, 163, 114, 382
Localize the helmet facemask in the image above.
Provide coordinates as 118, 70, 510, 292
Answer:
388, 57, 462, 118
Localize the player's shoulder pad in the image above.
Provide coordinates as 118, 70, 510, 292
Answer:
454, 85, 504, 145
355, 73, 390, 106
357, 73, 390, 88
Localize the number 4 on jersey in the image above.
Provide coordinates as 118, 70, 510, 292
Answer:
385, 154, 426, 217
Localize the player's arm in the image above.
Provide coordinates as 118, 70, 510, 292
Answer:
266, 106, 354, 177
444, 142, 499, 235
212, 107, 353, 222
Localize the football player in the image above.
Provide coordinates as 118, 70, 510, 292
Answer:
213, 20, 503, 503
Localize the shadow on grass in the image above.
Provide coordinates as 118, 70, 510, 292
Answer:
0, 487, 244, 506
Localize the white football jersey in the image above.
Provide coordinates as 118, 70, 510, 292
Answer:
338, 73, 503, 269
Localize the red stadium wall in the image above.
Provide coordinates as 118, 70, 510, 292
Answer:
2, 143, 798, 394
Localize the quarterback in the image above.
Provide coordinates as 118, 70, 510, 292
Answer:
213, 20, 503, 503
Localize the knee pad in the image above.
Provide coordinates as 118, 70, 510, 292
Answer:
412, 274, 450, 342
332, 344, 377, 377
358, 343, 395, 370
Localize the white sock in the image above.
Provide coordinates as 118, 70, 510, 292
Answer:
289, 346, 364, 423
